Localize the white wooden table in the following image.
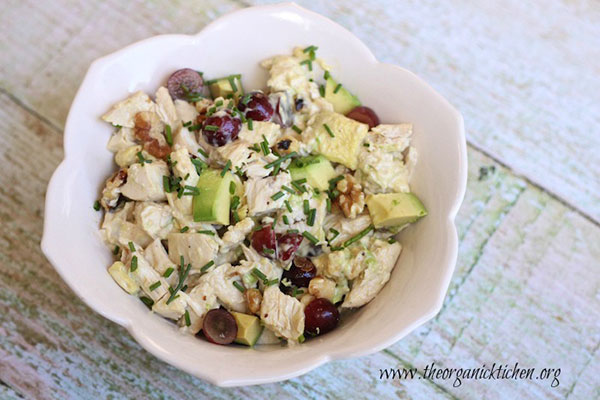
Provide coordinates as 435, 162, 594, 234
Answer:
1, 1, 598, 399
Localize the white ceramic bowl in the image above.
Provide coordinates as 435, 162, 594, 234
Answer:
41, 2, 467, 386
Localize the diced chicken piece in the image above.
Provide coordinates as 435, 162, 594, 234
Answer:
121, 161, 168, 201
260, 286, 305, 342
133, 202, 173, 240
107, 127, 136, 153
102, 91, 155, 128
220, 218, 255, 253
313, 239, 375, 282
152, 291, 189, 320
174, 99, 199, 124
261, 55, 320, 100
167, 232, 219, 273
200, 264, 247, 313
236, 258, 283, 290
356, 123, 415, 194
108, 261, 139, 294
342, 239, 402, 308
182, 279, 219, 334
241, 244, 263, 262
100, 202, 152, 248
324, 213, 372, 247
124, 249, 169, 302
214, 140, 254, 171
274, 192, 327, 241
238, 121, 282, 145
165, 146, 200, 219
144, 239, 178, 286
155, 86, 179, 128
173, 126, 201, 157
245, 173, 292, 216
241, 151, 277, 179
115, 145, 143, 168
308, 276, 336, 302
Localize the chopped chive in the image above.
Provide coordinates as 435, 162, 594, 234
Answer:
388, 237, 397, 244
201, 260, 215, 273
272, 163, 280, 176
93, 200, 101, 211
196, 230, 215, 235
166, 261, 191, 304
232, 211, 240, 223
329, 175, 344, 187
323, 123, 335, 138
181, 284, 188, 292
113, 245, 120, 255
319, 85, 325, 97
230, 195, 240, 210
191, 158, 206, 176
266, 278, 279, 286
291, 125, 302, 134
183, 185, 200, 196
184, 173, 190, 180
260, 140, 270, 155
189, 124, 202, 131
323, 70, 330, 80
291, 181, 306, 193
180, 226, 189, 233
303, 45, 318, 53
215, 99, 224, 107
329, 228, 340, 242
247, 118, 254, 131
177, 186, 184, 199
363, 142, 370, 147
163, 175, 173, 193
326, 197, 332, 212
264, 152, 297, 169
343, 225, 374, 248
228, 76, 238, 92
272, 215, 278, 227
163, 267, 174, 278
221, 160, 231, 177
271, 191, 285, 201
184, 310, 191, 326
241, 93, 252, 105
262, 248, 275, 255
249, 144, 261, 152
149, 281, 162, 291
165, 124, 173, 146
333, 83, 342, 94
302, 231, 319, 245
282, 215, 290, 225
284, 200, 293, 213
303, 199, 310, 214
299, 59, 313, 71
251, 268, 268, 283
292, 287, 304, 297
229, 181, 236, 195
307, 209, 316, 226
140, 296, 154, 308
282, 185, 295, 194
330, 246, 344, 251
233, 281, 245, 293
183, 121, 192, 127
130, 256, 138, 272
198, 148, 208, 158
293, 178, 307, 184
287, 229, 299, 234
128, 241, 136, 252
204, 125, 219, 131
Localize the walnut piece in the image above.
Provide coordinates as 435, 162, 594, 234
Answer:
335, 174, 365, 218
244, 288, 262, 315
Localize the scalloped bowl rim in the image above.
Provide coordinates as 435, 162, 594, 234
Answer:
41, 2, 467, 387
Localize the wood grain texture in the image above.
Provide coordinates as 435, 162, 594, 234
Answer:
0, 0, 599, 399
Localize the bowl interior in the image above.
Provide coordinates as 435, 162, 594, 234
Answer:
43, 3, 465, 386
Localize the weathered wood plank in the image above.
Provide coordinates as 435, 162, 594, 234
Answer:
382, 149, 600, 399
0, 92, 456, 399
245, 0, 600, 223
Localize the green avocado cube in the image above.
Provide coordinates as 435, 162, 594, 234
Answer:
192, 169, 233, 225
231, 312, 264, 346
366, 192, 427, 228
324, 76, 361, 114
206, 74, 244, 100
288, 155, 337, 190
